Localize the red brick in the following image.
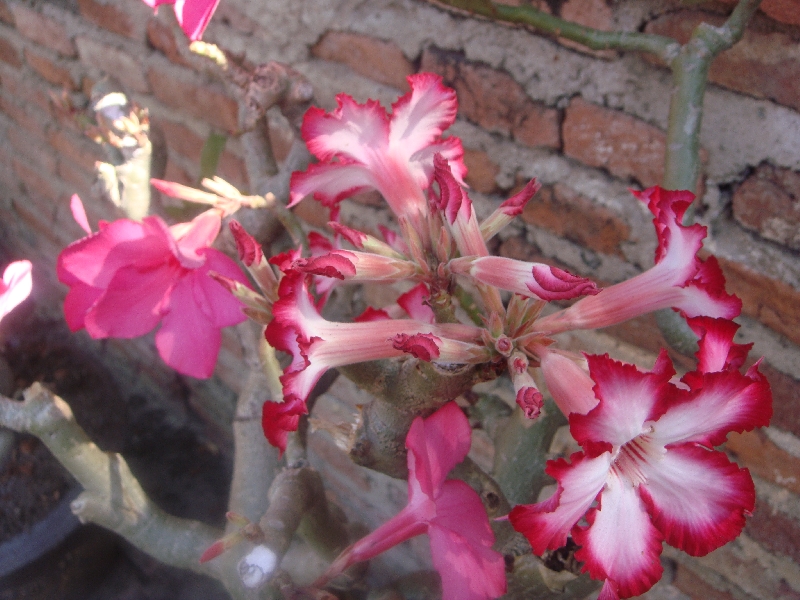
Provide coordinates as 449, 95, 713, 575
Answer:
8, 4, 75, 57
760, 363, 800, 437
563, 97, 666, 188
717, 256, 800, 346
156, 118, 204, 162
558, 0, 616, 59
312, 31, 414, 91
0, 0, 13, 25
57, 155, 95, 198
76, 0, 137, 39
12, 157, 60, 202
646, 11, 800, 112
673, 563, 738, 600
212, 2, 259, 34
746, 498, 800, 564
216, 151, 248, 191
421, 47, 560, 149
0, 95, 48, 141
75, 36, 149, 93
7, 124, 58, 174
48, 128, 105, 173
146, 17, 188, 66
726, 430, 800, 496
733, 163, 800, 251
521, 183, 631, 257
147, 65, 238, 132
720, 0, 800, 26
162, 158, 194, 187
0, 65, 54, 116
463, 148, 499, 194
24, 48, 76, 90
0, 35, 20, 67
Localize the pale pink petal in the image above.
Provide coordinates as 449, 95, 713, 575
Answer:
84, 263, 174, 338
639, 445, 755, 556
173, 0, 220, 40
539, 349, 598, 417
410, 136, 467, 189
650, 368, 772, 448
171, 210, 221, 267
70, 194, 91, 234
480, 178, 541, 242
0, 260, 32, 322
450, 256, 598, 301
406, 401, 471, 497
389, 73, 459, 159
573, 473, 664, 599
156, 274, 221, 378
570, 353, 674, 453
289, 161, 375, 207
509, 452, 612, 554
302, 97, 390, 164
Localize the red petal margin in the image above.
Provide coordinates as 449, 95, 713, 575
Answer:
261, 397, 307, 456
392, 332, 441, 361
294, 252, 357, 280
229, 221, 263, 266
529, 266, 600, 301
516, 387, 543, 419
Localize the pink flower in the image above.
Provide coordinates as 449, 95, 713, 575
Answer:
538, 187, 741, 334
57, 198, 248, 378
290, 74, 466, 230
141, 0, 220, 41
509, 321, 772, 599
316, 402, 506, 600
0, 260, 33, 323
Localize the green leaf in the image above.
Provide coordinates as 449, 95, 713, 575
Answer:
199, 132, 227, 181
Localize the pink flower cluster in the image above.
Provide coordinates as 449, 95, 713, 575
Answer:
264, 74, 772, 599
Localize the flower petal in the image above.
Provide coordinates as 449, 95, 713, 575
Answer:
0, 260, 32, 322
261, 397, 307, 456
173, 0, 220, 40
389, 73, 458, 160
406, 402, 472, 498
509, 452, 612, 554
639, 444, 755, 556
573, 472, 664, 599
289, 161, 375, 207
302, 97, 390, 164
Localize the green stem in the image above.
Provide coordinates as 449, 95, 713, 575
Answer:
433, 0, 679, 62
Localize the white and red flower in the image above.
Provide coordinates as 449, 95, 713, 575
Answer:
538, 187, 741, 334
290, 74, 466, 231
57, 196, 248, 378
509, 322, 772, 599
141, 0, 220, 41
316, 402, 506, 600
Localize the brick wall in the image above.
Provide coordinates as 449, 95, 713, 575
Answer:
1, 0, 799, 598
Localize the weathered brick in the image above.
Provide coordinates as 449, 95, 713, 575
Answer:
746, 498, 800, 564
312, 31, 414, 91
673, 563, 738, 600
217, 150, 248, 191
57, 156, 95, 199
12, 158, 60, 204
733, 163, 800, 251
646, 11, 800, 112
420, 47, 560, 149
147, 65, 238, 132
726, 430, 800, 496
521, 184, 631, 257
717, 256, 800, 347
0, 0, 13, 25
9, 4, 75, 57
463, 148, 499, 194
0, 95, 48, 141
761, 363, 800, 437
24, 48, 76, 90
212, 2, 259, 34
0, 64, 54, 115
558, 0, 616, 59
75, 36, 149, 93
146, 17, 188, 66
48, 128, 105, 173
77, 0, 138, 39
162, 157, 194, 187
0, 35, 20, 67
563, 97, 666, 188
7, 124, 58, 174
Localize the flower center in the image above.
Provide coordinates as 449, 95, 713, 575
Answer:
611, 430, 659, 488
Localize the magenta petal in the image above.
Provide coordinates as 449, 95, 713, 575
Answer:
392, 332, 441, 361
433, 480, 495, 547
84, 264, 174, 339
573, 473, 664, 599
156, 275, 221, 378
428, 522, 506, 600
173, 0, 221, 41
639, 445, 755, 556
194, 250, 248, 327
171, 210, 221, 266
63, 283, 102, 332
406, 402, 471, 498
70, 194, 92, 234
262, 397, 307, 456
